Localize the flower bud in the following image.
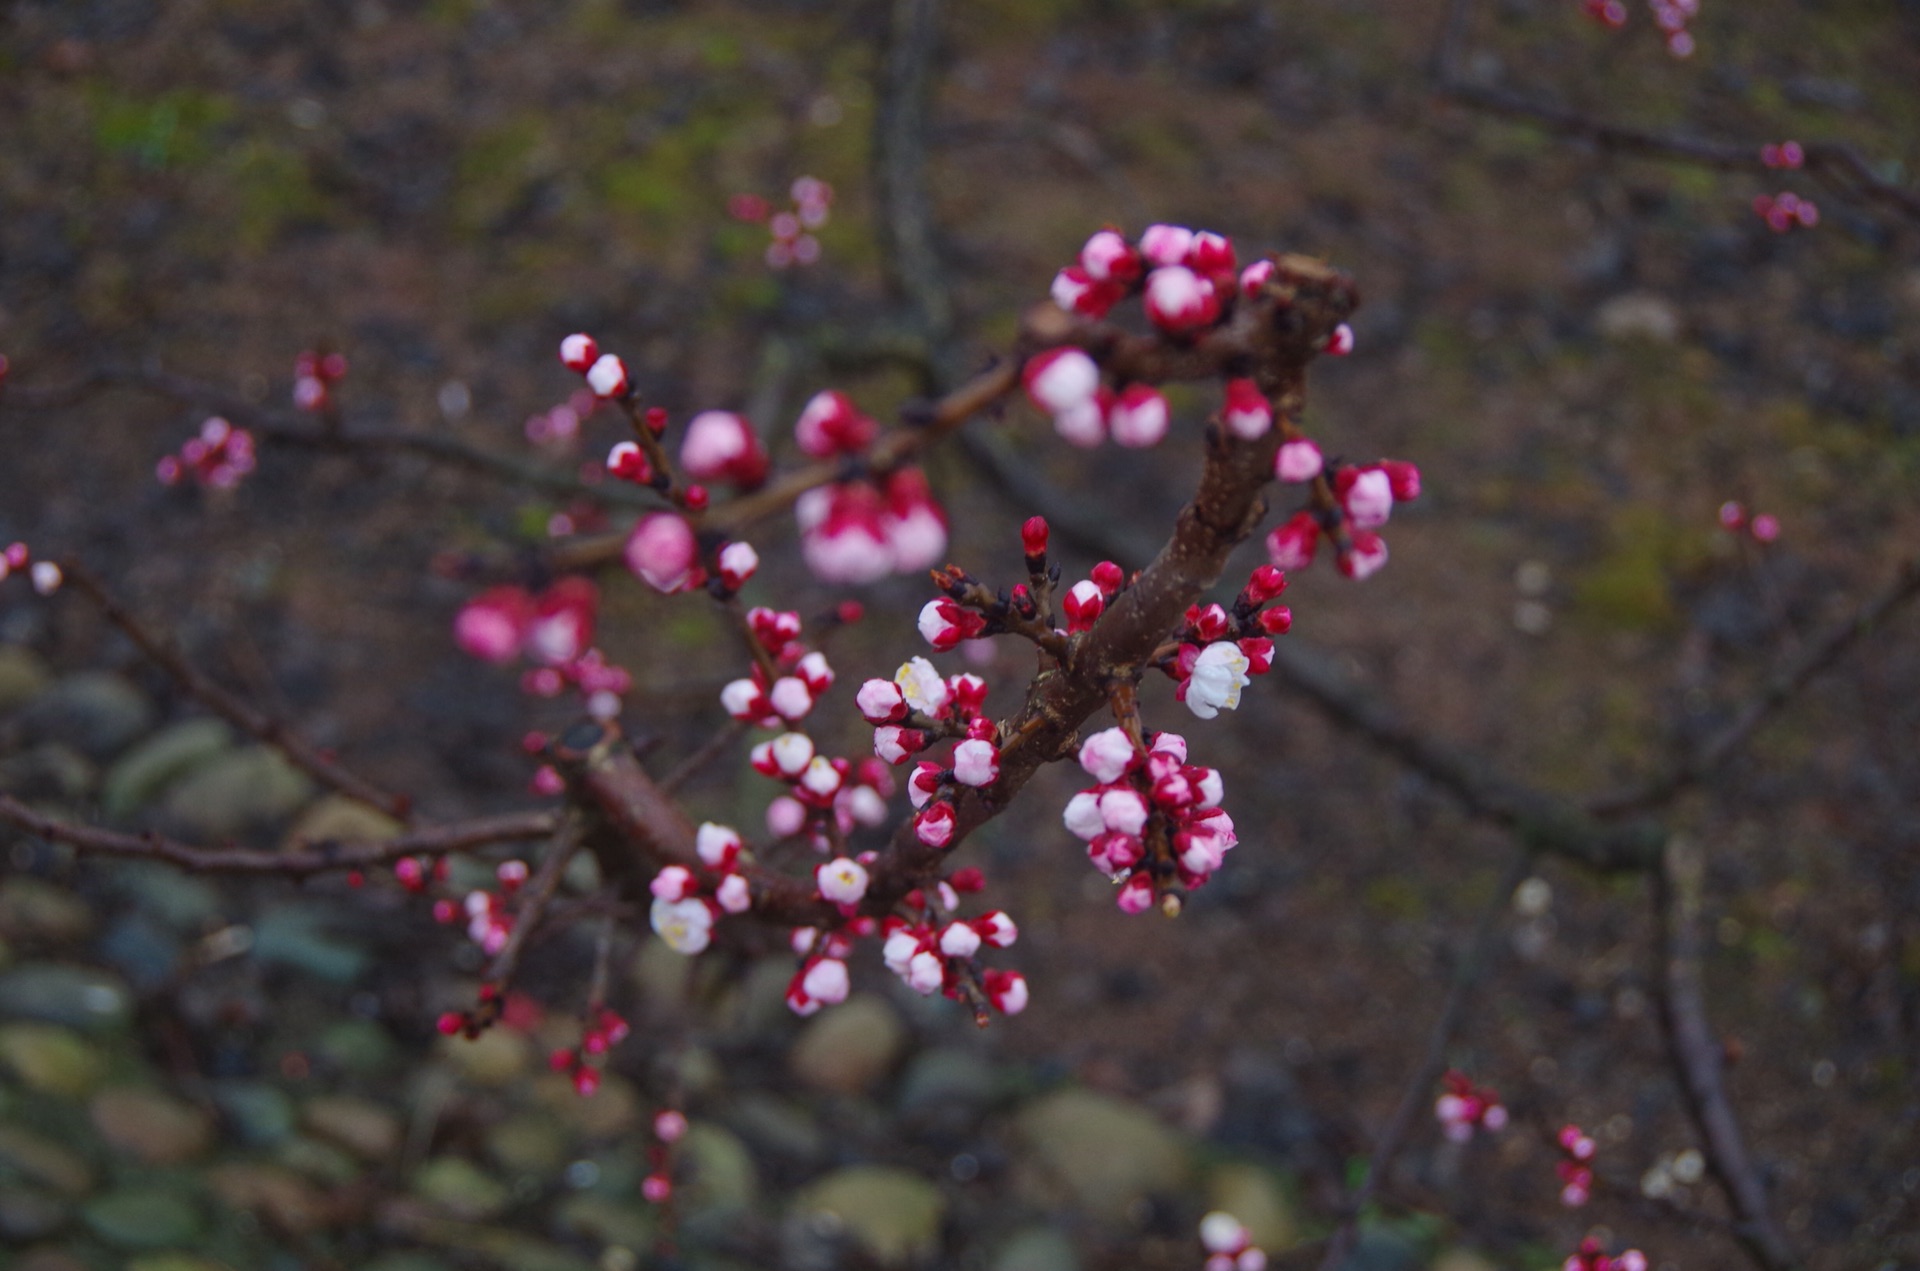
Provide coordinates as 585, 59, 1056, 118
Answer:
1266, 512, 1321, 572
1079, 228, 1142, 282
1022, 347, 1100, 414
1138, 223, 1194, 266
559, 333, 599, 372
585, 353, 629, 398
1107, 383, 1169, 448
1144, 265, 1219, 334
624, 512, 696, 593
1021, 516, 1049, 559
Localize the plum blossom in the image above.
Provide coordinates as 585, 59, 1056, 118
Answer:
651, 896, 713, 955
1185, 642, 1251, 720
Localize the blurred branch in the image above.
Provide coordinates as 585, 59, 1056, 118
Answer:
1430, 0, 1920, 223
480, 816, 583, 993
0, 796, 555, 876
1653, 838, 1803, 1271
60, 559, 414, 824
1317, 850, 1532, 1271
874, 0, 955, 362
1590, 556, 1920, 817
0, 363, 654, 507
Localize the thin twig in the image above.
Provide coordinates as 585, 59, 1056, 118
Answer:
60, 561, 413, 823
0, 795, 554, 877
481, 817, 583, 991
1317, 850, 1532, 1270
1652, 837, 1803, 1271
1590, 556, 1920, 817
659, 718, 751, 796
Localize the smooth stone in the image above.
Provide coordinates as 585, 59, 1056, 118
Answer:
0, 962, 132, 1030
532, 1071, 639, 1137
0, 1022, 106, 1096
0, 744, 97, 799
486, 1113, 566, 1173
438, 1024, 529, 1086
0, 1123, 95, 1194
250, 904, 368, 983
413, 1156, 510, 1221
0, 644, 53, 712
99, 912, 183, 989
81, 1187, 202, 1249
302, 1094, 400, 1162
1596, 292, 1681, 343
275, 1135, 361, 1185
897, 1047, 999, 1118
89, 1086, 214, 1165
283, 793, 404, 847
18, 672, 155, 759
791, 1165, 945, 1266
725, 1093, 827, 1167
101, 719, 233, 819
678, 1123, 758, 1217
110, 863, 223, 931
160, 745, 313, 839
314, 1018, 398, 1076
1206, 1161, 1295, 1251
0, 878, 94, 942
554, 1192, 655, 1249
0, 1185, 70, 1240
991, 1224, 1082, 1271
789, 992, 908, 1095
1014, 1088, 1190, 1220
210, 1080, 295, 1146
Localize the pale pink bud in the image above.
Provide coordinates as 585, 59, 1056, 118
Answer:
1323, 323, 1354, 356
586, 353, 629, 398
29, 562, 63, 596
857, 678, 907, 724
1063, 791, 1105, 841
874, 725, 924, 765
1144, 265, 1220, 334
769, 732, 815, 777
1062, 578, 1105, 633
984, 968, 1028, 1014
1139, 223, 1194, 266
1275, 439, 1323, 483
1150, 731, 1187, 761
1052, 396, 1107, 448
1184, 230, 1235, 278
952, 738, 1000, 787
840, 784, 888, 827
798, 755, 843, 799
1340, 531, 1389, 580
696, 822, 742, 868
769, 676, 813, 722
801, 957, 850, 1005
650, 864, 696, 901
906, 949, 944, 994
909, 762, 942, 809
680, 410, 767, 487
717, 541, 759, 589
454, 587, 531, 664
816, 857, 871, 905
883, 928, 923, 973
1221, 378, 1271, 440
975, 910, 1018, 948
1107, 383, 1169, 448
794, 389, 876, 457
1051, 266, 1119, 318
1200, 1212, 1250, 1255
720, 678, 767, 722
939, 921, 982, 958
654, 1110, 689, 1142
1342, 467, 1394, 529
560, 333, 599, 372
1079, 228, 1141, 282
1238, 259, 1274, 295
624, 512, 697, 592
1116, 872, 1156, 913
915, 801, 956, 848
1266, 512, 1321, 571
766, 795, 807, 837
1022, 347, 1100, 414
1098, 788, 1149, 836
1078, 726, 1136, 783
650, 896, 713, 954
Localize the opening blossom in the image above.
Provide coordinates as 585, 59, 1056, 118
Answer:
1183, 641, 1251, 720
650, 896, 713, 955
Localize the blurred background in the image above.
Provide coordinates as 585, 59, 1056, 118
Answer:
0, 1, 1917, 1269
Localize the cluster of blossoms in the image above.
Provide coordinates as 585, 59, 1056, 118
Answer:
156, 417, 257, 490
1753, 189, 1820, 233
1564, 1238, 1648, 1271
1160, 566, 1293, 720
728, 175, 834, 269
642, 1109, 687, 1202
545, 1006, 632, 1098
793, 390, 946, 585
857, 657, 995, 833
1556, 1122, 1599, 1206
1433, 1069, 1509, 1142
0, 542, 63, 596
1582, 0, 1696, 56
1717, 500, 1780, 543
1266, 458, 1420, 581
453, 577, 634, 726
1197, 1211, 1267, 1271
877, 875, 1025, 1012
1065, 729, 1235, 913
291, 348, 348, 413
1760, 140, 1805, 171
1028, 225, 1351, 451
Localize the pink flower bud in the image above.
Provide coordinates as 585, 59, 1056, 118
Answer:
606, 440, 650, 484
908, 762, 942, 809
874, 726, 927, 765
794, 389, 877, 457
769, 676, 813, 722
624, 512, 697, 593
650, 865, 696, 901
716, 541, 759, 591
585, 353, 629, 398
1144, 265, 1220, 334
1238, 258, 1275, 295
1022, 516, 1049, 558
1266, 512, 1321, 571
680, 410, 768, 488
918, 598, 986, 651
1323, 323, 1354, 356
983, 968, 1028, 1014
1023, 347, 1100, 414
1339, 531, 1389, 580
560, 333, 599, 372
1052, 396, 1107, 448
952, 738, 1000, 787
1116, 871, 1156, 913
906, 949, 944, 994
1063, 791, 1105, 841
696, 822, 742, 868
1078, 726, 1136, 783
1051, 265, 1122, 318
1063, 579, 1105, 633
1275, 439, 1323, 483
1079, 228, 1142, 282
766, 795, 807, 837
454, 587, 532, 664
857, 678, 908, 724
1184, 229, 1236, 279
938, 920, 982, 958
1340, 467, 1395, 529
974, 910, 1018, 947
816, 857, 871, 905
797, 755, 843, 801
769, 732, 815, 777
721, 678, 768, 722
1107, 383, 1169, 448
1377, 459, 1420, 501
1221, 378, 1272, 440
915, 800, 956, 848
1139, 223, 1194, 267
801, 957, 850, 1005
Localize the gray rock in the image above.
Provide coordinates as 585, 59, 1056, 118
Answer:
0, 644, 53, 713
90, 1086, 214, 1165
0, 1022, 106, 1096
161, 745, 313, 839
18, 672, 155, 758
898, 1047, 999, 1120
0, 1123, 95, 1194
1206, 1161, 1295, 1252
0, 878, 94, 943
725, 1093, 827, 1167
678, 1123, 758, 1219
0, 962, 133, 1031
791, 1165, 946, 1266
789, 992, 908, 1095
1014, 1088, 1189, 1220
210, 1080, 295, 1146
251, 904, 368, 983
101, 718, 233, 818
110, 863, 223, 931
302, 1094, 400, 1162
991, 1225, 1081, 1271
413, 1156, 510, 1220
81, 1187, 203, 1249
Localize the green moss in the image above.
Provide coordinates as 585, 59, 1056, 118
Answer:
221, 140, 330, 251
1573, 504, 1686, 632
87, 85, 234, 171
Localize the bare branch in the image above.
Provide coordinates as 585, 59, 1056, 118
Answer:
0, 795, 555, 877
1652, 838, 1803, 1271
